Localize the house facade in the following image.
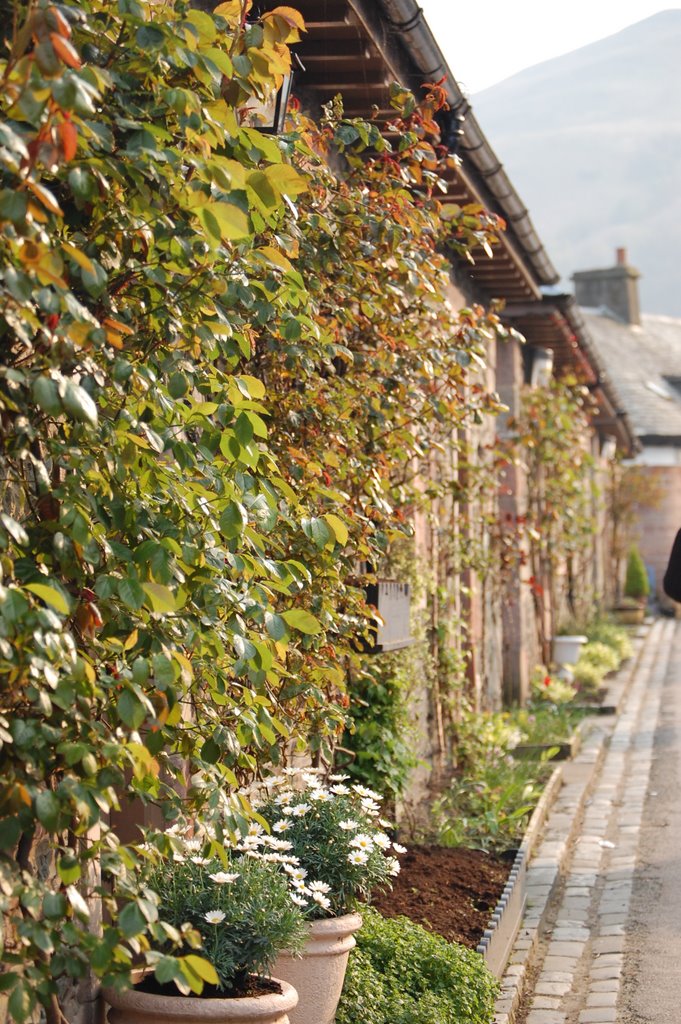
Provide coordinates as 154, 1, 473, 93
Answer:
574, 248, 681, 606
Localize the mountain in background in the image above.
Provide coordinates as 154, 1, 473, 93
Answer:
472, 10, 681, 316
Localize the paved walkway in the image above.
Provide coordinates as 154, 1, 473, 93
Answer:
497, 618, 681, 1024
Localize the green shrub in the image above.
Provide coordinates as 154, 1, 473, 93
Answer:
624, 545, 650, 600
336, 908, 498, 1024
571, 660, 605, 695
586, 620, 633, 661
578, 641, 620, 674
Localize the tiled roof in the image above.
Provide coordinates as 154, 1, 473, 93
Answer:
581, 308, 681, 440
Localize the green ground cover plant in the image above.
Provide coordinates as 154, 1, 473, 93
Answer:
336, 907, 498, 1024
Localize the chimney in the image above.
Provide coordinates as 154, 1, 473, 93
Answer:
572, 248, 641, 325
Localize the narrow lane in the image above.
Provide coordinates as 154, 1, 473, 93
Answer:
620, 618, 681, 1022
508, 619, 675, 1024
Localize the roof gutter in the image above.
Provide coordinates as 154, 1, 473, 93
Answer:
375, 0, 560, 287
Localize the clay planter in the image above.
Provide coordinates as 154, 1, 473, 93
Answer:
611, 606, 645, 625
103, 978, 298, 1024
271, 912, 362, 1024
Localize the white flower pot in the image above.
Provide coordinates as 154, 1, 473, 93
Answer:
552, 634, 588, 668
271, 913, 362, 1024
103, 978, 298, 1024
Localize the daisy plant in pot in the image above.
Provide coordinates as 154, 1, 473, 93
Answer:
103, 828, 307, 1024
246, 768, 405, 1024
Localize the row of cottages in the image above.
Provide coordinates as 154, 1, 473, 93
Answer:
265, 0, 637, 786
574, 248, 681, 608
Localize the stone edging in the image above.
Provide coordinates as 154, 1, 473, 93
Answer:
491, 626, 649, 1023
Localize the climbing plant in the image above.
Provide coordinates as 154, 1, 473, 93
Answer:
0, 0, 511, 1015
499, 376, 599, 660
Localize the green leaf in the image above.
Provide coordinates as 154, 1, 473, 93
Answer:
136, 24, 165, 48
0, 513, 28, 547
0, 189, 28, 223
58, 856, 81, 884
0, 816, 21, 851
155, 956, 181, 985
219, 501, 247, 539
263, 163, 308, 198
43, 892, 67, 919
201, 737, 220, 764
117, 689, 146, 730
281, 609, 322, 635
118, 900, 146, 937
152, 654, 175, 686
265, 612, 287, 641
35, 791, 61, 831
62, 380, 98, 426
24, 582, 71, 615
197, 202, 251, 242
8, 981, 36, 1024
142, 583, 177, 614
119, 577, 145, 611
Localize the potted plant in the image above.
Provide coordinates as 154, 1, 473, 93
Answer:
253, 769, 403, 1024
611, 545, 650, 623
103, 843, 306, 1024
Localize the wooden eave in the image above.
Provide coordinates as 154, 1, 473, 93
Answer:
272, 0, 543, 304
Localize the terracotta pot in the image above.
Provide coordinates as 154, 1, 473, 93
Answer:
103, 978, 298, 1024
271, 912, 362, 1024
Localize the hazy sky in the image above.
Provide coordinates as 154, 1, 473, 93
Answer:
419, 1, 680, 93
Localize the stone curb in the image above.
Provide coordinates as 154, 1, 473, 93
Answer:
491, 628, 649, 1024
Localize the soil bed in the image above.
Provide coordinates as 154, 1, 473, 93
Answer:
371, 844, 512, 948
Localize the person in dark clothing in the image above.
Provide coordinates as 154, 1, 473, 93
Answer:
663, 529, 681, 601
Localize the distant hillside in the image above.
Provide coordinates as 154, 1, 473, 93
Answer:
472, 10, 681, 316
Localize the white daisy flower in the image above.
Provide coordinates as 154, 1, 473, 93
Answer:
348, 850, 368, 866
282, 766, 301, 777
330, 784, 350, 795
308, 880, 331, 894
248, 822, 264, 836
328, 773, 350, 782
379, 818, 393, 829
284, 866, 307, 881
309, 788, 332, 802
184, 839, 202, 852
338, 819, 359, 831
387, 857, 401, 876
262, 837, 293, 851
302, 770, 322, 786
351, 784, 379, 799
273, 819, 292, 833
290, 893, 308, 907
209, 872, 240, 884
360, 798, 380, 816
373, 833, 392, 851
191, 856, 211, 866
312, 892, 331, 910
291, 803, 311, 817
349, 834, 374, 851
392, 842, 407, 854
204, 910, 226, 924
275, 792, 294, 806
291, 878, 309, 892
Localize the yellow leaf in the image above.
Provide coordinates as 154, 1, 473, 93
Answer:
256, 245, 293, 272
24, 582, 71, 615
62, 243, 95, 273
214, 0, 251, 19
266, 6, 306, 31
183, 955, 219, 985
124, 629, 139, 651
27, 180, 63, 216
324, 514, 349, 546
